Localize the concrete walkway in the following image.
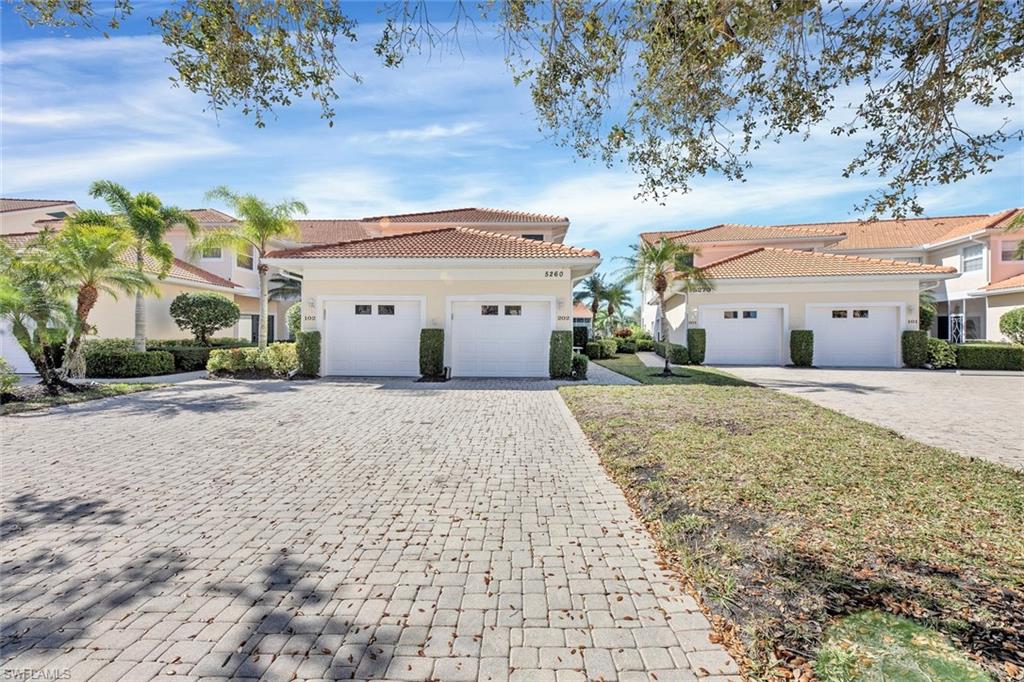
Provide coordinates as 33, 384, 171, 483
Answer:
2, 378, 733, 681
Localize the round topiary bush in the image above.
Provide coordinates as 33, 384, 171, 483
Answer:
999, 307, 1024, 344
170, 292, 240, 344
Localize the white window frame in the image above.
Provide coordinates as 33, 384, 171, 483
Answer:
201, 247, 223, 260
961, 244, 984, 272
1000, 240, 1024, 262
236, 246, 255, 270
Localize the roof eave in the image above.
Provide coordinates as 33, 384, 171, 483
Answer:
262, 256, 602, 268
969, 285, 1024, 297
685, 272, 958, 286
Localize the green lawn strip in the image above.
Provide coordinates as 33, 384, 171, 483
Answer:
560, 383, 1024, 680
595, 353, 751, 386
1, 383, 168, 415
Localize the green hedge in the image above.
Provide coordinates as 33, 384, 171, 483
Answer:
617, 339, 637, 354
85, 350, 175, 378
636, 338, 654, 352
654, 341, 688, 364
296, 331, 321, 376
571, 352, 588, 379
954, 343, 1024, 371
207, 344, 298, 377
1000, 308, 1024, 344
549, 330, 573, 378
926, 338, 957, 369
790, 330, 814, 367
599, 338, 618, 357
573, 326, 589, 348
686, 328, 706, 365
901, 330, 928, 368
419, 328, 444, 378
584, 341, 603, 360
161, 346, 213, 372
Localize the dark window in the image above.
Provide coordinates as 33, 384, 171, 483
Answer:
832, 310, 848, 319
378, 305, 395, 315
481, 305, 498, 316
202, 247, 222, 258
522, 234, 544, 241
236, 247, 254, 270
505, 305, 522, 316
723, 311, 738, 319
677, 253, 695, 268
355, 305, 372, 315
742, 310, 757, 319
853, 310, 869, 318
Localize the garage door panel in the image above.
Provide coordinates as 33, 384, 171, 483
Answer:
324, 300, 421, 376
451, 301, 550, 377
807, 305, 899, 367
703, 307, 783, 365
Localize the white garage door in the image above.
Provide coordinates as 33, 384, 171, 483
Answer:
807, 305, 900, 367
451, 301, 551, 377
703, 307, 784, 365
1, 318, 36, 374
323, 300, 422, 376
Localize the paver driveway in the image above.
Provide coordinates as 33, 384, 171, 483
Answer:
1, 378, 736, 681
723, 366, 1023, 470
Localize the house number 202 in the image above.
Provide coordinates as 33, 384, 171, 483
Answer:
544, 270, 565, 278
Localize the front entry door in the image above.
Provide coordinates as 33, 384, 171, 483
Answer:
249, 314, 275, 344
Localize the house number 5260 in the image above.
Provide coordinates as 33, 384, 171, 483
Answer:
544, 270, 565, 278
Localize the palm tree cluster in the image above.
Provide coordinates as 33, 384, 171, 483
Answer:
573, 274, 636, 336
0, 180, 306, 394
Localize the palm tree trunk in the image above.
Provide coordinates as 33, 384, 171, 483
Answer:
134, 245, 146, 352
258, 263, 269, 350
61, 284, 99, 379
659, 293, 671, 375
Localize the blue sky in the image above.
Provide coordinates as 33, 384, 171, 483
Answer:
2, 3, 1022, 271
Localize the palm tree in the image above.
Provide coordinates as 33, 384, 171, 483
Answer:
88, 180, 199, 351
53, 212, 157, 376
0, 233, 77, 394
192, 187, 307, 349
618, 238, 711, 375
602, 282, 633, 334
574, 273, 607, 317
269, 273, 302, 300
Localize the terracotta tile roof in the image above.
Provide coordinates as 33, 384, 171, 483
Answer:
696, 247, 957, 280
639, 230, 695, 245
572, 303, 594, 318
185, 208, 237, 223
0, 198, 75, 213
0, 231, 239, 289
647, 224, 845, 245
927, 208, 1022, 245
985, 272, 1024, 292
265, 227, 598, 260
294, 220, 378, 244
361, 207, 567, 224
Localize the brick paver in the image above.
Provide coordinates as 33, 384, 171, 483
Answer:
1, 378, 736, 681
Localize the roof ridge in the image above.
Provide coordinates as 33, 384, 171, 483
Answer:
0, 197, 75, 203
762, 246, 954, 271
361, 206, 568, 222
695, 247, 766, 272
453, 226, 597, 256
718, 222, 846, 236
267, 226, 460, 257
767, 213, 990, 228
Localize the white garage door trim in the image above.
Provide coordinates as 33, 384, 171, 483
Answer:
317, 295, 426, 376
446, 295, 556, 377
698, 303, 788, 366
805, 301, 905, 368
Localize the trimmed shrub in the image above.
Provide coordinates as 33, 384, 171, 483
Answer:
286, 303, 302, 338
0, 359, 17, 395
207, 344, 298, 377
790, 330, 814, 367
635, 329, 653, 340
572, 326, 589, 349
585, 341, 603, 360
85, 350, 175, 378
571, 352, 589, 380
169, 292, 240, 344
161, 346, 212, 372
954, 343, 1024, 371
926, 338, 957, 369
599, 338, 618, 358
549, 330, 573, 378
296, 331, 321, 376
901, 330, 928, 368
686, 328, 706, 364
653, 341, 666, 357
636, 338, 654, 352
667, 343, 688, 365
618, 339, 637, 354
419, 328, 444, 378
999, 308, 1024, 344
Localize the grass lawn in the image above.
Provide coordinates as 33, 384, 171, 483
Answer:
595, 352, 751, 386
560, 381, 1024, 680
1, 383, 167, 415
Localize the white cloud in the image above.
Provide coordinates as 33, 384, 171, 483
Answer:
349, 122, 483, 144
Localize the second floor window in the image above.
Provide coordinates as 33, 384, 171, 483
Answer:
236, 247, 254, 270
201, 247, 222, 259
962, 244, 983, 272
1001, 241, 1024, 261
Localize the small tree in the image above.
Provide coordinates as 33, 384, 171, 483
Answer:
999, 308, 1024, 345
169, 292, 240, 345
286, 303, 302, 338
